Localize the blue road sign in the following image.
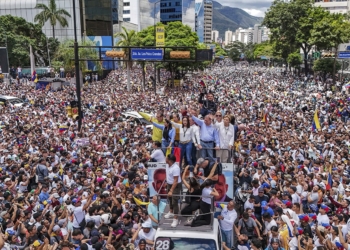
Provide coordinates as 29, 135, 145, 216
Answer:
338, 51, 350, 59
131, 49, 163, 60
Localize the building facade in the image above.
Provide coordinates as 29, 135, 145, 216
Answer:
195, 0, 204, 42
211, 30, 219, 42
160, 0, 182, 24
0, 0, 82, 41
224, 30, 233, 45
203, 0, 213, 43
253, 24, 269, 44
314, 0, 349, 14
233, 27, 253, 44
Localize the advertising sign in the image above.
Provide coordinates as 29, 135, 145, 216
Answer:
156, 25, 165, 47
131, 49, 163, 60
147, 162, 233, 201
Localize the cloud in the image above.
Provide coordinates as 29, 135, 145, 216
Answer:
242, 8, 266, 17
215, 0, 272, 16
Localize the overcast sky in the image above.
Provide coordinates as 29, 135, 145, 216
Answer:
215, 0, 272, 17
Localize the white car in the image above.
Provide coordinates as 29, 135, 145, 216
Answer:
154, 217, 223, 250
121, 111, 153, 129
0, 95, 24, 107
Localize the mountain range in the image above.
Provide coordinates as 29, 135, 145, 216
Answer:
212, 1, 264, 38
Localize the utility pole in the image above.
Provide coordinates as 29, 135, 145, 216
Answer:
72, 0, 82, 130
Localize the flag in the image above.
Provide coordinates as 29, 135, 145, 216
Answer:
31, 71, 36, 81
216, 79, 220, 85
58, 125, 68, 133
207, 75, 212, 80
133, 196, 150, 206
313, 110, 321, 130
199, 80, 206, 88
326, 171, 333, 190
335, 242, 344, 250
261, 113, 268, 123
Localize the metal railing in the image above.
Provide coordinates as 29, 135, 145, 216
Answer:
157, 147, 232, 164
155, 193, 216, 231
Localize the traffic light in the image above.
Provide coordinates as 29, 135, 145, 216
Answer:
312, 51, 321, 59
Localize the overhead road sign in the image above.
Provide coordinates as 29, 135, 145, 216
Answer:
338, 51, 350, 59
131, 49, 163, 60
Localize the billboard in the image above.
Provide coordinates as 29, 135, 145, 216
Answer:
147, 162, 233, 202
87, 36, 120, 70
156, 25, 165, 47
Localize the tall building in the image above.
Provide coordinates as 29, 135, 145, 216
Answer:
253, 24, 270, 44
233, 27, 253, 44
160, 0, 182, 24
122, 0, 196, 32
224, 30, 233, 45
211, 30, 219, 42
0, 0, 82, 41
314, 0, 349, 14
203, 0, 213, 43
82, 0, 119, 37
195, 0, 204, 42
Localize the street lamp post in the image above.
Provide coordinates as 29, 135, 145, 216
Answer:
72, 0, 82, 131
153, 0, 161, 94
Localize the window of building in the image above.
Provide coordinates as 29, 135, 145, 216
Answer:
123, 10, 130, 14
176, 1, 181, 6
160, 3, 167, 7
123, 2, 130, 6
123, 18, 130, 22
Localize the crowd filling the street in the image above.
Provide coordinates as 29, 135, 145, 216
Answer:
1, 60, 350, 250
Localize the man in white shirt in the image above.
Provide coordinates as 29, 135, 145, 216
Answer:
244, 195, 255, 210
290, 186, 300, 204
135, 221, 156, 249
218, 201, 237, 248
262, 212, 277, 237
164, 154, 182, 228
71, 189, 93, 230
149, 141, 166, 162
317, 204, 330, 225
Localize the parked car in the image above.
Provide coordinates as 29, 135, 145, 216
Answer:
0, 95, 24, 107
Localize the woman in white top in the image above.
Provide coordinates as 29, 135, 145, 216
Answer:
191, 179, 219, 227
171, 116, 196, 166
216, 115, 235, 163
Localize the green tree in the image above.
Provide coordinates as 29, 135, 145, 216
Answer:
0, 15, 58, 67
310, 11, 350, 81
287, 52, 302, 71
52, 39, 101, 73
313, 58, 341, 80
34, 0, 71, 39
226, 41, 255, 62
263, 0, 318, 74
253, 41, 274, 59
114, 26, 138, 91
137, 22, 202, 86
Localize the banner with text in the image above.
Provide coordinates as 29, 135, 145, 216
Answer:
156, 25, 165, 47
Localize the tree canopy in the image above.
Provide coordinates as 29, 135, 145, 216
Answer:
52, 39, 100, 72
0, 15, 59, 67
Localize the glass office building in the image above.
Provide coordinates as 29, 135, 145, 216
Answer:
82, 0, 114, 36
160, 0, 182, 24
0, 0, 82, 41
182, 0, 196, 31
195, 0, 204, 43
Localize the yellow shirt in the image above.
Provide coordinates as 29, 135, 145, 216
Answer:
279, 225, 290, 250
139, 112, 164, 142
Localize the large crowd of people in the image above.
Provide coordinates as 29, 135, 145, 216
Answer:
0, 60, 350, 250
